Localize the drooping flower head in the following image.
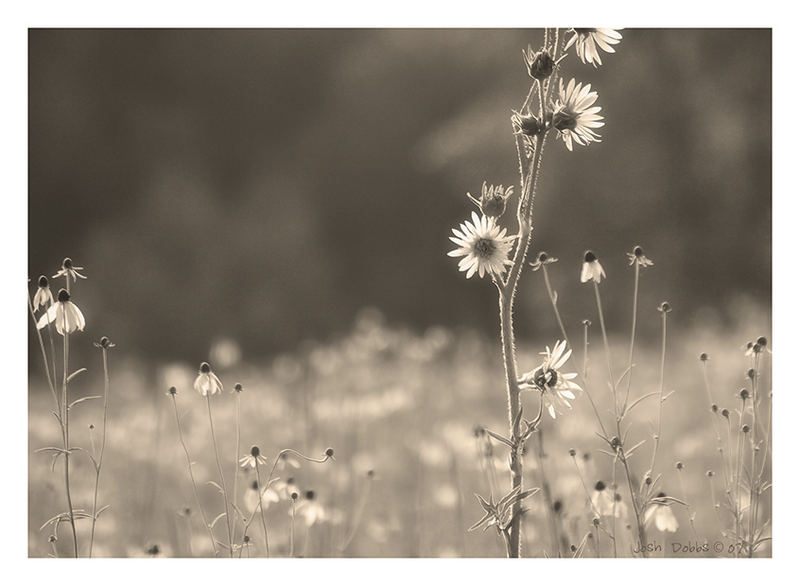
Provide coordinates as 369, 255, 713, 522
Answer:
518, 340, 582, 419
53, 257, 87, 283
33, 275, 54, 309
295, 490, 327, 527
239, 445, 268, 469
626, 245, 654, 267
643, 492, 679, 533
448, 212, 515, 280
193, 361, 223, 396
564, 29, 622, 67
551, 78, 604, 151
529, 251, 558, 272
580, 250, 606, 283
36, 289, 86, 335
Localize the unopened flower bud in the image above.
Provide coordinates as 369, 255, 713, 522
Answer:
325, 447, 335, 458
234, 383, 243, 392
523, 47, 555, 80
675, 461, 683, 470
721, 408, 730, 419
740, 388, 749, 400
645, 475, 652, 485
746, 368, 755, 380
659, 301, 672, 313
711, 404, 718, 413
568, 448, 576, 457
742, 425, 750, 434
706, 470, 714, 477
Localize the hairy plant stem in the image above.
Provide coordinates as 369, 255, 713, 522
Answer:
88, 346, 111, 557
205, 394, 234, 556
170, 393, 218, 556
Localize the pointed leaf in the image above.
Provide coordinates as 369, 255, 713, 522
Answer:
209, 512, 227, 529
69, 395, 102, 409
484, 429, 514, 448
66, 368, 88, 383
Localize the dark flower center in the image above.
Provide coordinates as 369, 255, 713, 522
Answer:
534, 366, 558, 389
200, 362, 211, 373
552, 110, 577, 132
57, 289, 70, 303
584, 251, 597, 263
474, 238, 496, 259
38, 275, 48, 288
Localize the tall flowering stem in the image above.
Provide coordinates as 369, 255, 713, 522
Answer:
205, 394, 234, 556
88, 338, 114, 557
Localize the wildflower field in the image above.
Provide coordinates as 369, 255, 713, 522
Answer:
26, 26, 772, 559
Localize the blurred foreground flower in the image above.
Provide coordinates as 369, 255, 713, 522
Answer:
296, 490, 326, 527
552, 78, 604, 151
518, 340, 581, 418
193, 362, 223, 396
591, 481, 628, 519
243, 480, 280, 513
448, 212, 515, 279
643, 493, 679, 533
37, 289, 85, 335
564, 29, 622, 67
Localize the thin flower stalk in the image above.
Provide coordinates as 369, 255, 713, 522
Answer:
169, 391, 218, 555
590, 281, 648, 556
253, 457, 270, 556
205, 393, 234, 556
88, 339, 113, 557
621, 260, 640, 411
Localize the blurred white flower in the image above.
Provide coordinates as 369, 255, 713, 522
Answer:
518, 340, 581, 419
33, 275, 53, 309
36, 289, 85, 335
552, 78, 604, 151
591, 481, 628, 519
644, 493, 679, 533
447, 211, 515, 279
209, 337, 242, 369
564, 28, 622, 67
580, 250, 606, 283
296, 491, 326, 527
243, 480, 280, 514
193, 362, 223, 396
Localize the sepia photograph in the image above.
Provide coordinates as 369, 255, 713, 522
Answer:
11, 4, 790, 577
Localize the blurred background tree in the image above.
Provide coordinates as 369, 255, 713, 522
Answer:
28, 29, 770, 363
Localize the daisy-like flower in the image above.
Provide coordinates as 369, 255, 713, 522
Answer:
52, 257, 87, 283
239, 445, 268, 469
643, 492, 679, 533
529, 251, 558, 271
466, 182, 513, 218
580, 250, 606, 283
551, 78, 604, 151
36, 289, 86, 335
33, 275, 54, 309
564, 28, 622, 67
448, 212, 515, 279
626, 245, 654, 267
295, 490, 326, 527
517, 340, 582, 419
193, 362, 223, 396
591, 481, 628, 519
243, 480, 280, 514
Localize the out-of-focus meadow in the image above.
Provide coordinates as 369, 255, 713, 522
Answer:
28, 28, 771, 557
29, 301, 770, 557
